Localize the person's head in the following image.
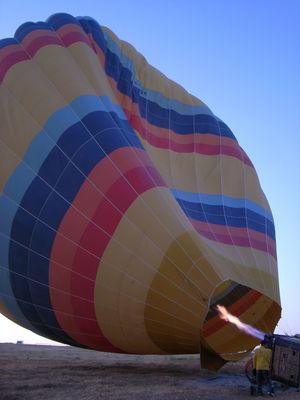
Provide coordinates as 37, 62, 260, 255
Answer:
261, 335, 273, 349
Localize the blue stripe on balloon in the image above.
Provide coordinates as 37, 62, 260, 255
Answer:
46, 13, 81, 32
8, 107, 143, 342
101, 29, 215, 117
5, 163, 36, 204
0, 37, 19, 49
14, 21, 53, 41
102, 45, 234, 138
4, 95, 129, 203
176, 198, 275, 240
170, 188, 274, 223
0, 196, 38, 333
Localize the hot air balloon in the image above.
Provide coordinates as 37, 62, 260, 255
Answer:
0, 13, 280, 369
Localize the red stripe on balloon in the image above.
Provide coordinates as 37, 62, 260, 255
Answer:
70, 165, 164, 343
0, 25, 94, 82
26, 36, 62, 55
125, 111, 253, 166
49, 147, 165, 350
60, 31, 91, 48
0, 50, 29, 82
190, 219, 276, 258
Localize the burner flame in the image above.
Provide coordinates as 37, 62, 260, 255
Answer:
216, 305, 265, 340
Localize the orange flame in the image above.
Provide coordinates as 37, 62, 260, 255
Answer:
216, 305, 265, 340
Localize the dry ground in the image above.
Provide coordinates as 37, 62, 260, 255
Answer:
0, 343, 299, 400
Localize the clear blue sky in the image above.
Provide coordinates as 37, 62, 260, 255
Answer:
0, 0, 299, 344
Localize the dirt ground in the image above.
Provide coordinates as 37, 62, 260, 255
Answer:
0, 343, 299, 400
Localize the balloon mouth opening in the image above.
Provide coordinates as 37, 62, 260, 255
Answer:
199, 280, 281, 369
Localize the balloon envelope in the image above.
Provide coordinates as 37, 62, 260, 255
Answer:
0, 13, 280, 369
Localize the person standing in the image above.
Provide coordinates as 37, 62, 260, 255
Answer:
253, 339, 274, 396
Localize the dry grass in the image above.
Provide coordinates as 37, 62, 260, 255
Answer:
0, 343, 299, 400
